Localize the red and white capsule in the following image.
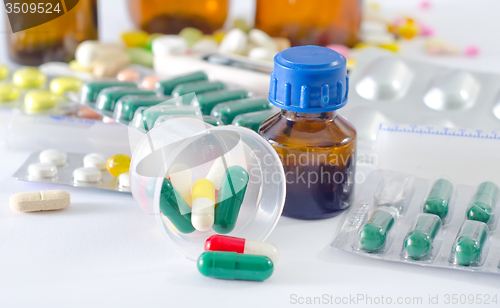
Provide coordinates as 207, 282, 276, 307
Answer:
204, 235, 280, 263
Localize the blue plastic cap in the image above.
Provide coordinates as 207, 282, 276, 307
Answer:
268, 45, 349, 113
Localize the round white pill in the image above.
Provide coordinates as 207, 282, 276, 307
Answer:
248, 29, 277, 51
118, 172, 130, 188
29, 163, 57, 178
73, 167, 102, 183
152, 35, 188, 56
219, 28, 248, 55
83, 153, 108, 170
39, 149, 67, 166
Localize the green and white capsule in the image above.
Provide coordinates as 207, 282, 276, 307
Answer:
159, 178, 195, 234
197, 251, 273, 281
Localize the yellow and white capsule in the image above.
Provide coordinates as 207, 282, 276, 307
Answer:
191, 178, 215, 231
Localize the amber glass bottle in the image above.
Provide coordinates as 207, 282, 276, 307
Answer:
7, 0, 98, 65
255, 0, 361, 47
259, 46, 356, 219
128, 0, 228, 34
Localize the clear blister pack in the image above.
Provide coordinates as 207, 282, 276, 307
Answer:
332, 169, 500, 274
340, 48, 500, 142
76, 70, 275, 133
13, 150, 131, 193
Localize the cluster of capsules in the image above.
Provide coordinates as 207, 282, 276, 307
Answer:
122, 18, 291, 63
0, 65, 82, 114
14, 149, 132, 192
333, 170, 500, 274
79, 70, 278, 133
198, 235, 279, 281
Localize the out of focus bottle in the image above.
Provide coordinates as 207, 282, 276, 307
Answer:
6, 0, 98, 65
128, 0, 228, 34
255, 0, 361, 47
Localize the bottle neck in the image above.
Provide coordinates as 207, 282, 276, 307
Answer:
281, 110, 337, 122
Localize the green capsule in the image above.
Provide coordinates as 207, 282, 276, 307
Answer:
135, 105, 201, 131
96, 87, 156, 112
194, 89, 250, 115
211, 98, 273, 124
213, 166, 249, 234
232, 110, 278, 132
359, 210, 395, 251
156, 71, 208, 95
405, 214, 441, 258
114, 95, 171, 121
126, 47, 154, 67
423, 179, 453, 220
172, 81, 226, 103
159, 178, 195, 234
202, 115, 224, 126
467, 181, 499, 224
197, 251, 273, 281
80, 81, 137, 104
454, 220, 488, 266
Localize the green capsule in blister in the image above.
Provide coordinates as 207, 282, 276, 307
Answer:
453, 220, 488, 266
423, 179, 453, 220
172, 81, 226, 104
232, 109, 278, 132
156, 71, 208, 95
113, 95, 171, 122
358, 210, 395, 251
159, 178, 195, 234
211, 98, 273, 124
467, 181, 499, 224
80, 81, 137, 104
194, 89, 250, 115
213, 166, 249, 234
134, 105, 201, 131
404, 214, 441, 258
96, 87, 156, 112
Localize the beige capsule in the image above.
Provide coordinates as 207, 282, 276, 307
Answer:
10, 190, 70, 212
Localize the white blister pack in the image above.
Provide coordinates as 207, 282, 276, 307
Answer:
340, 48, 500, 142
332, 170, 500, 275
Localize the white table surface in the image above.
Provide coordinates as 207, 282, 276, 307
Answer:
1, 1, 500, 307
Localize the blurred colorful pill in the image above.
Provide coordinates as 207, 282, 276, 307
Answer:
24, 90, 57, 111
117, 68, 141, 82
0, 65, 9, 80
121, 30, 149, 48
50, 77, 83, 95
141, 75, 160, 90
179, 27, 203, 47
13, 67, 46, 89
0, 84, 20, 102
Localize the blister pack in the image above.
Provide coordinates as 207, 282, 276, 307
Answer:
332, 170, 500, 275
13, 150, 131, 193
340, 48, 500, 142
78, 70, 277, 133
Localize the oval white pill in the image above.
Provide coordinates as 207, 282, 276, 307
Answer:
152, 35, 188, 56
73, 167, 102, 183
29, 163, 57, 178
118, 172, 130, 188
219, 28, 248, 55
10, 190, 70, 212
192, 38, 219, 54
248, 29, 277, 51
39, 149, 67, 166
248, 47, 276, 61
84, 153, 108, 170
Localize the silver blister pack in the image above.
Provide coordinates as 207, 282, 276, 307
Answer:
332, 169, 500, 275
13, 151, 131, 193
341, 48, 500, 142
